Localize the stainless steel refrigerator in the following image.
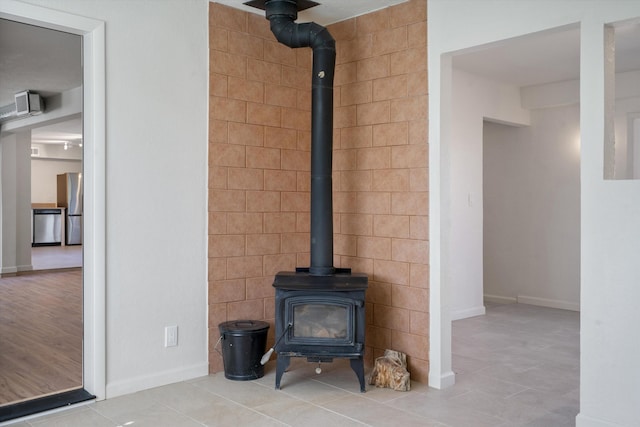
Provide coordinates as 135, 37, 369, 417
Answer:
57, 172, 82, 245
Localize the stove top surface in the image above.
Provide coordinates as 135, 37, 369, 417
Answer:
273, 269, 368, 290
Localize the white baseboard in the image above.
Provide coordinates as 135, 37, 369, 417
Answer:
517, 295, 580, 312
1, 266, 17, 275
428, 370, 455, 389
450, 305, 486, 321
575, 413, 622, 427
483, 293, 580, 312
483, 294, 517, 304
17, 264, 33, 272
106, 361, 208, 399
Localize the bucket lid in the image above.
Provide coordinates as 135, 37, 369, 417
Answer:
218, 320, 269, 333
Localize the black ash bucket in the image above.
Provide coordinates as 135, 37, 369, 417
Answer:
218, 320, 269, 380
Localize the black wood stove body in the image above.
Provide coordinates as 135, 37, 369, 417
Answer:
273, 268, 368, 392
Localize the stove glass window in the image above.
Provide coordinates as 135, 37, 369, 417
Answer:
293, 303, 348, 339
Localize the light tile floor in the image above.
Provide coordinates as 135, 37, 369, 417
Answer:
4, 302, 579, 427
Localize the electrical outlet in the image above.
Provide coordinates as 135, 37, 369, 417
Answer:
165, 325, 178, 347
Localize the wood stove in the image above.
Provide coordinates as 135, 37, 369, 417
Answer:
273, 268, 367, 392
250, 0, 369, 392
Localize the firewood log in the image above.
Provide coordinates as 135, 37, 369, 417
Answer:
368, 349, 410, 391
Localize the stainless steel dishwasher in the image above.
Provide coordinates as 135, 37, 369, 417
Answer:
32, 208, 62, 246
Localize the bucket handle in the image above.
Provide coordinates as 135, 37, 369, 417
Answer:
213, 334, 224, 356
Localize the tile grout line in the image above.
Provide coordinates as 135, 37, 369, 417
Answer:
189, 381, 291, 426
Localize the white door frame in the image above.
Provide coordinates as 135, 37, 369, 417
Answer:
0, 1, 106, 400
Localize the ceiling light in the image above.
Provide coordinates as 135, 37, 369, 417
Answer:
32, 139, 68, 144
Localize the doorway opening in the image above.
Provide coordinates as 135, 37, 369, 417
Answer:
445, 24, 581, 404
0, 18, 87, 416
0, 1, 106, 420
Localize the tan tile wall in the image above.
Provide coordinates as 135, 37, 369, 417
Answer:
208, 0, 429, 382
208, 3, 312, 372
328, 0, 429, 382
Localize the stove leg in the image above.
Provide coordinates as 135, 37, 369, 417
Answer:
350, 357, 366, 392
275, 355, 290, 390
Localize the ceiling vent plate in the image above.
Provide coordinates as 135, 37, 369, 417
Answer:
243, 0, 320, 12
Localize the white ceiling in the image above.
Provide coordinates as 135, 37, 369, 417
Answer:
453, 27, 582, 88
453, 21, 640, 88
0, 18, 81, 108
0, 18, 81, 142
213, 0, 409, 25
31, 117, 83, 144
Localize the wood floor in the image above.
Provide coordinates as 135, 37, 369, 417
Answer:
0, 269, 82, 406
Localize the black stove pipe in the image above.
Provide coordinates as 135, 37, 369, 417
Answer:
265, 0, 336, 276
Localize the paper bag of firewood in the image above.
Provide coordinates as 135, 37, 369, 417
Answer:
368, 349, 410, 391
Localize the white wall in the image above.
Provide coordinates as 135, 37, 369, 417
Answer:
429, 1, 640, 425
16, 0, 210, 398
449, 69, 529, 320
31, 158, 81, 204
483, 104, 581, 311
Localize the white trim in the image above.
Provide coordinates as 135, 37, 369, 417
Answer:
82, 19, 107, 402
483, 293, 580, 311
0, 1, 107, 401
576, 414, 621, 427
0, 267, 17, 275
483, 294, 517, 305
450, 305, 486, 321
16, 263, 32, 272
428, 369, 455, 390
0, 1, 102, 33
517, 295, 580, 312
105, 363, 209, 399
428, 52, 453, 389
